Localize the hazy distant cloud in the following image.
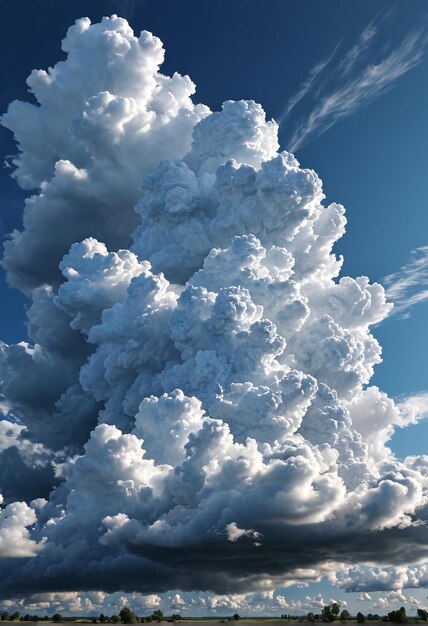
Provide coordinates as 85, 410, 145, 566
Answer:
335, 563, 428, 594
383, 247, 428, 317
280, 18, 427, 151
0, 588, 353, 617
357, 592, 372, 601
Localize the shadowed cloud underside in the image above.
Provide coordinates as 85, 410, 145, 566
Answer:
0, 15, 428, 604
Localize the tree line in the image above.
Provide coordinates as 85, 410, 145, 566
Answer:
0, 614, 61, 623
2, 604, 428, 624
298, 603, 428, 623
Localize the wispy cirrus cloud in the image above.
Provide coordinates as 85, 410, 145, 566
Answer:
383, 246, 428, 317
277, 40, 342, 125
280, 17, 428, 152
337, 21, 378, 76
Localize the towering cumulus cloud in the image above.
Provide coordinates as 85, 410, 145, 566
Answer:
1, 15, 428, 601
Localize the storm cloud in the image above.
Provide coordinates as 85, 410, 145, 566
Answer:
1, 14, 428, 602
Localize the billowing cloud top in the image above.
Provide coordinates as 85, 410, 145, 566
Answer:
1, 14, 428, 602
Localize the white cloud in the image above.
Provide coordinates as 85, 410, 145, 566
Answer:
0, 13, 428, 604
280, 19, 427, 151
277, 40, 342, 124
383, 246, 428, 317
334, 564, 428, 594
225, 522, 262, 543
0, 499, 45, 557
169, 594, 186, 610
357, 593, 372, 601
1, 15, 209, 293
396, 392, 428, 427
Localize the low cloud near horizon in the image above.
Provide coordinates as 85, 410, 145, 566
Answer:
1, 14, 428, 615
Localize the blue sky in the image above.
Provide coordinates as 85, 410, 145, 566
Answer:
1, 0, 428, 616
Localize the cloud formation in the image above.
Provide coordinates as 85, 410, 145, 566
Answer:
334, 562, 428, 594
280, 19, 427, 151
383, 247, 428, 317
1, 15, 208, 292
0, 587, 352, 618
1, 14, 428, 606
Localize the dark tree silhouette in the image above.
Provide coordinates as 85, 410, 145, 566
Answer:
388, 607, 407, 624
151, 612, 163, 623
322, 604, 341, 622
120, 609, 138, 624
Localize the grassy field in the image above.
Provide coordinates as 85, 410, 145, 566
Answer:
1, 617, 425, 626
158, 619, 412, 623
